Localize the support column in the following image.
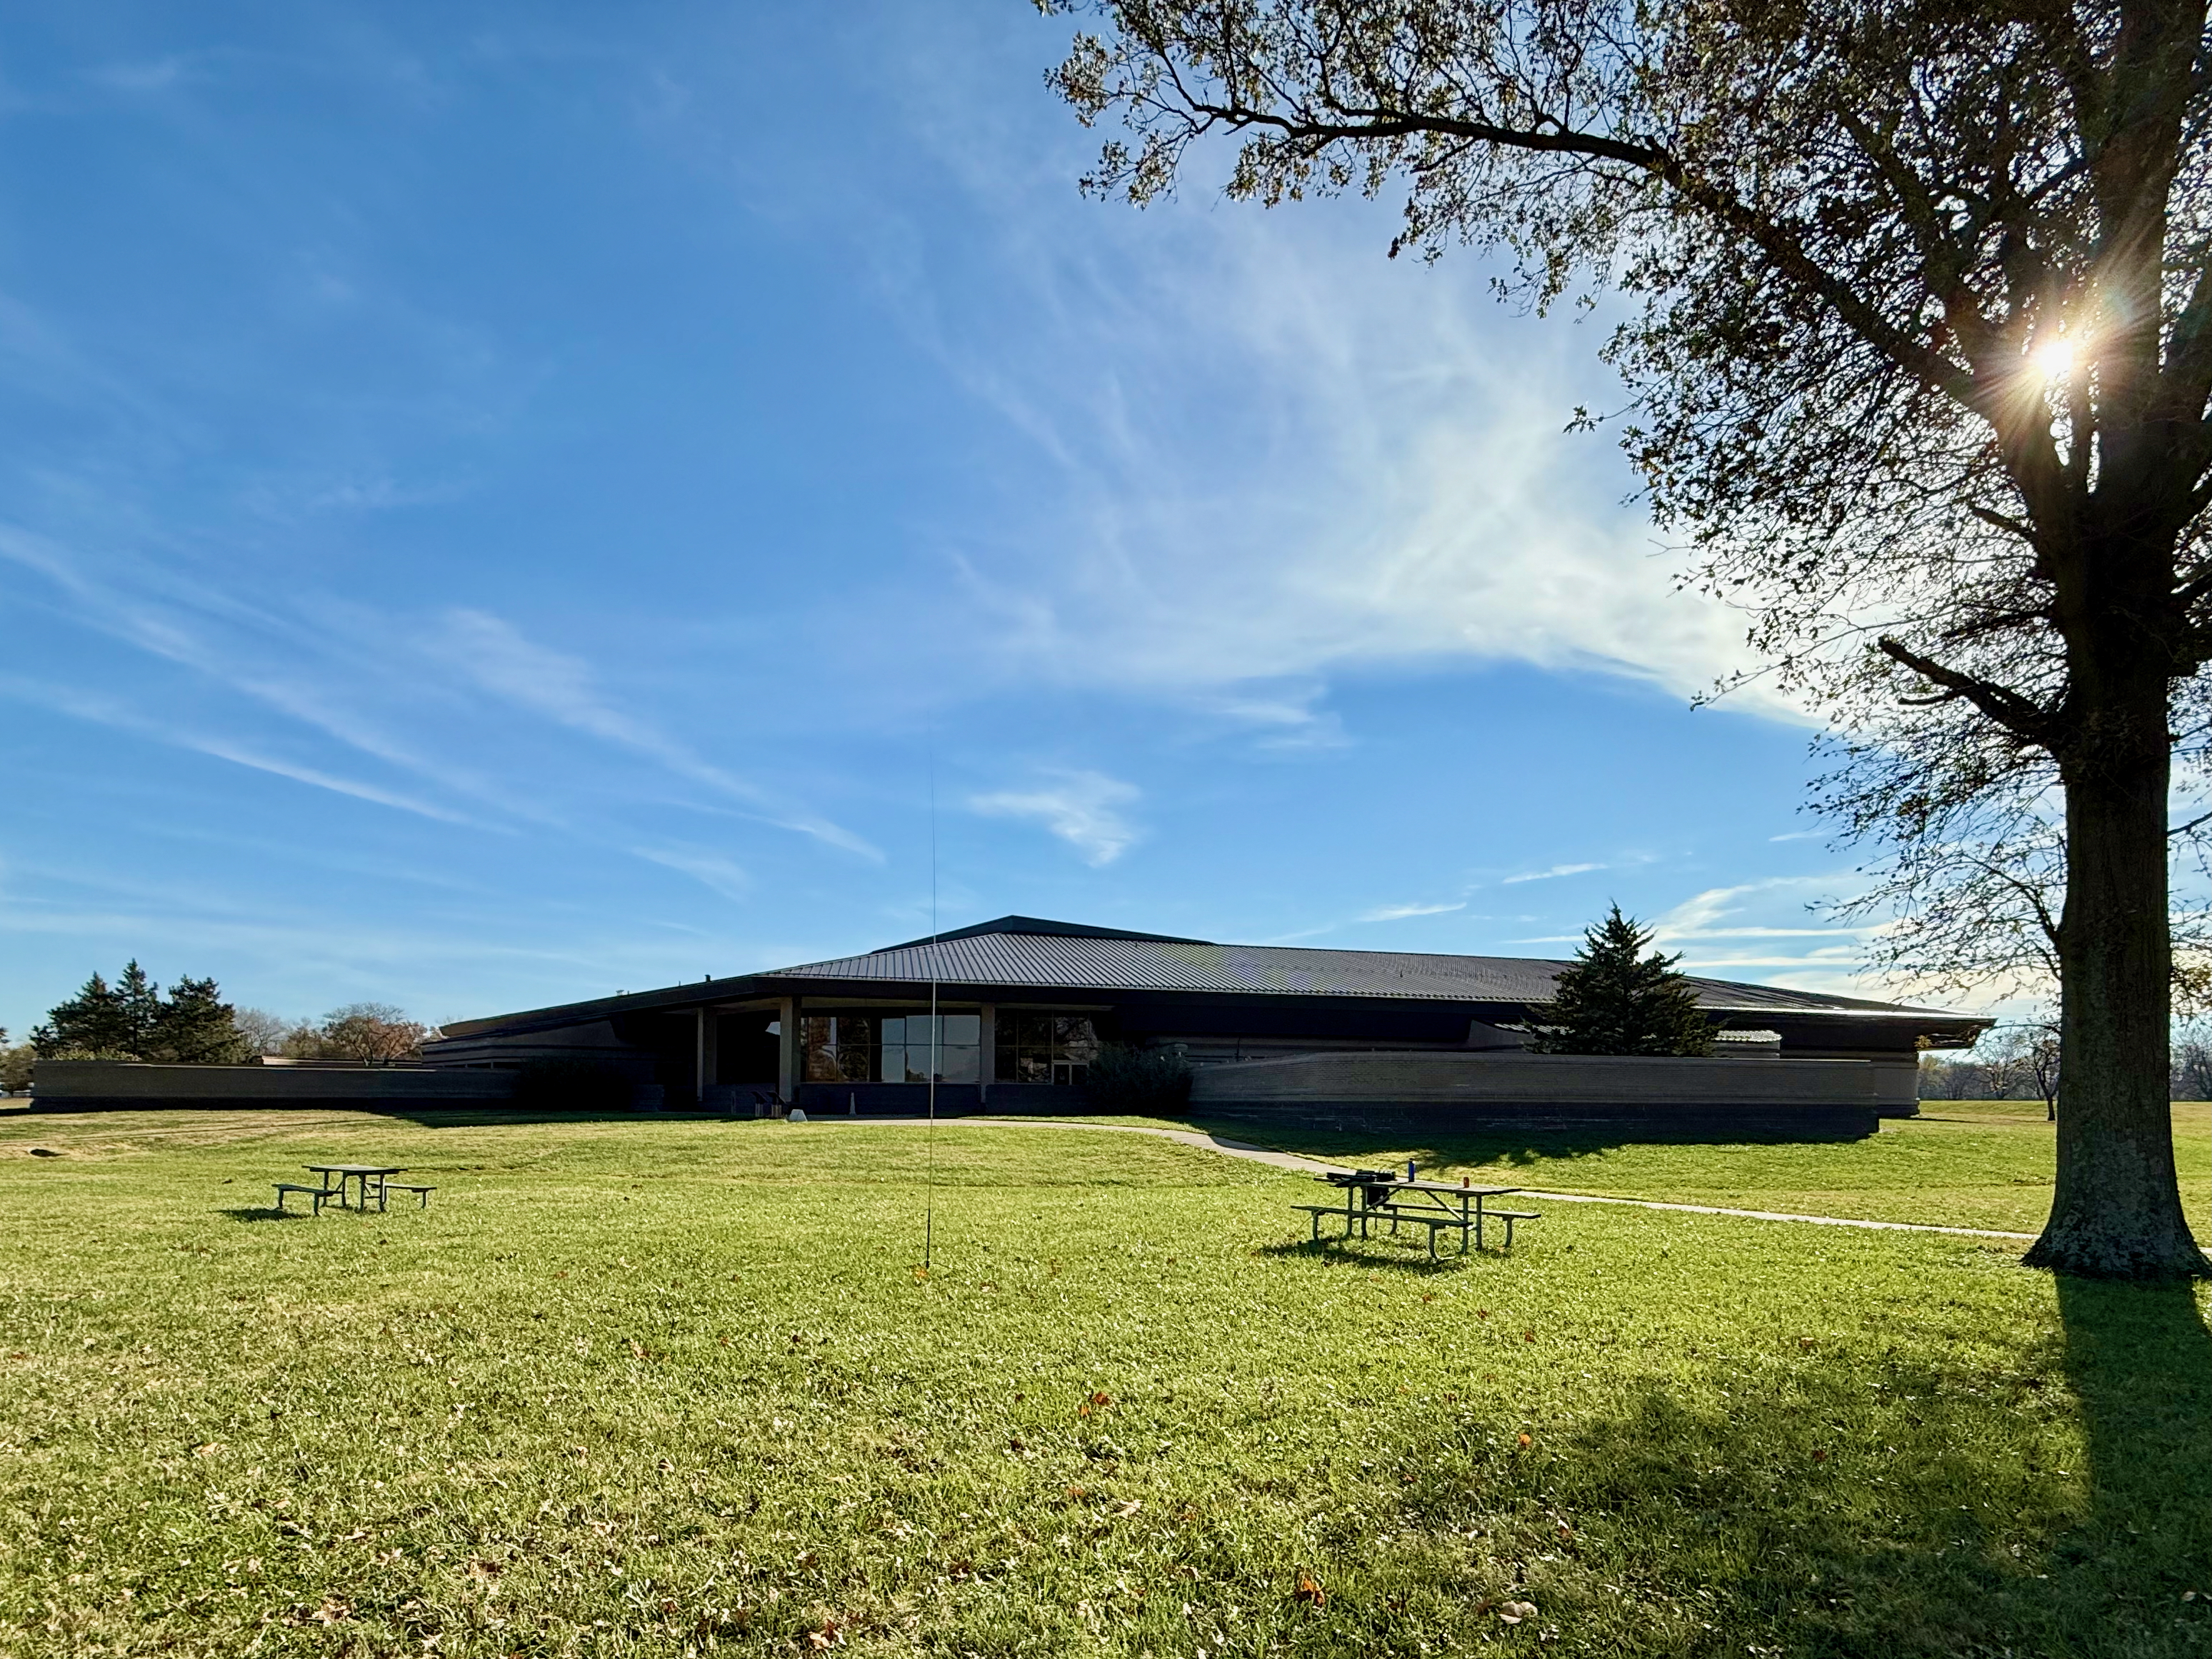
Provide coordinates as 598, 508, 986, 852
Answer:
776, 996, 800, 1108
978, 1003, 996, 1103
694, 1008, 719, 1108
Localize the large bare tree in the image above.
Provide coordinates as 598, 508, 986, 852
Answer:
1043, 0, 2212, 1276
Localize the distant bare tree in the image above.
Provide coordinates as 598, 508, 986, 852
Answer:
1981, 1030, 2036, 1103
2174, 1021, 2212, 1100
0, 1031, 30, 1096
2027, 1026, 2065, 1122
317, 1004, 431, 1065
232, 1008, 296, 1058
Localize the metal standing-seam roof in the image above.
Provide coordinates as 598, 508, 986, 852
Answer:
771, 922, 1962, 1021
436, 915, 1985, 1041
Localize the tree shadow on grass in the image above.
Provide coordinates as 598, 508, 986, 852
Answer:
215, 1206, 316, 1223
1328, 1279, 2212, 1656
2050, 1275, 2212, 1626
1182, 1117, 1874, 1176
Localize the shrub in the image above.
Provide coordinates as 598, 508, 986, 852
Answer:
1085, 1043, 1192, 1116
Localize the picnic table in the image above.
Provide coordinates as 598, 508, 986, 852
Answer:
304, 1164, 404, 1213
1295, 1171, 1538, 1256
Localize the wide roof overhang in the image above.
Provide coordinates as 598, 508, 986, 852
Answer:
438, 916, 1992, 1048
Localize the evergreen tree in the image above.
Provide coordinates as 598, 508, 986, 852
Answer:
29, 971, 136, 1058
149, 976, 254, 1065
1524, 907, 1714, 1058
114, 961, 161, 1050
29, 961, 251, 1063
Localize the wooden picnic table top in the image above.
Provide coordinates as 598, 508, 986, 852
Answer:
1314, 1176, 1521, 1197
306, 1163, 404, 1176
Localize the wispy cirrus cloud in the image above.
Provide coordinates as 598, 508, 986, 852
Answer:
1502, 861, 1606, 885
1359, 899, 1466, 921
969, 768, 1141, 866
819, 54, 1787, 720
631, 846, 751, 903
0, 672, 479, 826
429, 609, 879, 861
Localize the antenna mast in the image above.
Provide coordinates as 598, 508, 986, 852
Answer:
924, 751, 939, 1272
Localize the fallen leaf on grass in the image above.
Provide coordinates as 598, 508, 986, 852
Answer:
192, 1443, 223, 1459
1293, 1574, 1326, 1608
1517, 1434, 1533, 1448
1812, 1449, 1829, 1461
313, 1595, 352, 1625
1091, 1391, 1112, 1406
1496, 1600, 1538, 1624
1113, 1499, 1141, 1518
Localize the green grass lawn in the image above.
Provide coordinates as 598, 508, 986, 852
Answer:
1, 1108, 2208, 1658
1163, 1100, 2212, 1236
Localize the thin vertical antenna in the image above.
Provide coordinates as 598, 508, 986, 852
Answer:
924, 746, 939, 1272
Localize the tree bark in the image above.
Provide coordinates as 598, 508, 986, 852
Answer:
2026, 661, 2209, 1278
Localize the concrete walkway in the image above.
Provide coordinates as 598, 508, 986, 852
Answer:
811, 1113, 2038, 1242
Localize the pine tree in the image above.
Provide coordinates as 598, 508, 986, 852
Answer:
149, 976, 254, 1064
114, 961, 161, 1051
29, 971, 135, 1058
1525, 906, 1714, 1058
29, 961, 251, 1063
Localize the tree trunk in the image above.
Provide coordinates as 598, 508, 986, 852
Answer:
2026, 677, 2208, 1278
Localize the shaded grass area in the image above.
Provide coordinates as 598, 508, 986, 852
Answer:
0, 1110, 2207, 1657
1161, 1102, 2212, 1236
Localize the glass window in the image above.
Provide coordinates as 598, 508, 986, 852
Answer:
802, 1016, 877, 1083
995, 1013, 1099, 1084
881, 1015, 980, 1083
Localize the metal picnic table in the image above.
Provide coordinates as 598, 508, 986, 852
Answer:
1297, 1171, 1534, 1255
304, 1163, 403, 1213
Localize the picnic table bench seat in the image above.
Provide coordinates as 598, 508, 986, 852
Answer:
379, 1182, 436, 1208
271, 1183, 334, 1216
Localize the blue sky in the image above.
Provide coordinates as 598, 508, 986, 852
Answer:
0, 0, 1902, 1035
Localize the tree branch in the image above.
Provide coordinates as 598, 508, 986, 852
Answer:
1176, 96, 1982, 408
1878, 635, 2061, 743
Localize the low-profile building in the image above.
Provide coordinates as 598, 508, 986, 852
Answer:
424, 915, 1986, 1136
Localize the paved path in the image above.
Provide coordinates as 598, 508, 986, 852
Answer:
814, 1114, 2038, 1242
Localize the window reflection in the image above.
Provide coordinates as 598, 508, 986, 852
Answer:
801, 1012, 979, 1083
995, 1012, 1100, 1085
881, 1015, 980, 1084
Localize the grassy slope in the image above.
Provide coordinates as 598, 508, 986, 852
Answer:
0, 1109, 2205, 1658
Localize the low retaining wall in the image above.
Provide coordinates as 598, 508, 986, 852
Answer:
29, 1061, 519, 1111
1188, 1050, 1896, 1138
